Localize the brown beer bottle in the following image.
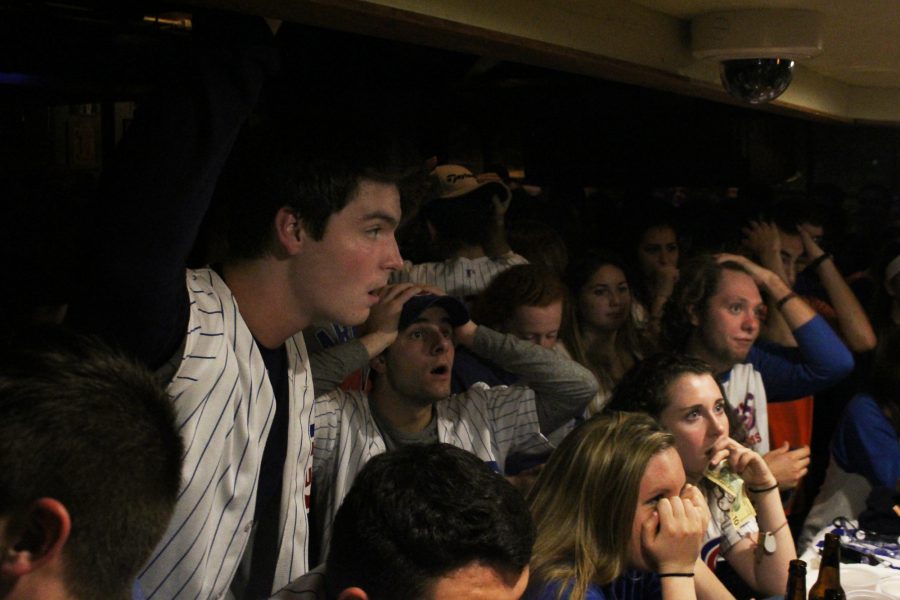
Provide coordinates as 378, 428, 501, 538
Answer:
808, 533, 845, 600
786, 559, 807, 599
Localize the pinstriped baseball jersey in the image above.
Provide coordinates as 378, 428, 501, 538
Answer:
390, 252, 528, 299
139, 268, 314, 599
311, 383, 552, 559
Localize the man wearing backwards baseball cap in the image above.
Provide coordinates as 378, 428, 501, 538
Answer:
307, 287, 598, 563
390, 164, 528, 301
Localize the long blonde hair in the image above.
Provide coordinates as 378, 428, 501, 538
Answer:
527, 412, 674, 600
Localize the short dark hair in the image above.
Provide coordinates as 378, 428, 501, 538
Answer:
218, 116, 413, 261
0, 328, 183, 600
326, 443, 534, 600
607, 352, 747, 443
659, 254, 750, 352
608, 352, 716, 418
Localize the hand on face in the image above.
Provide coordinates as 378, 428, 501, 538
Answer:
762, 442, 810, 491
708, 438, 777, 490
640, 484, 708, 574
652, 265, 680, 298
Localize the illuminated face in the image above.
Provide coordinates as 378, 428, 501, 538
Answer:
294, 179, 403, 327
778, 230, 804, 287
578, 265, 631, 333
691, 269, 763, 371
431, 564, 529, 600
379, 307, 455, 405
659, 373, 730, 483
504, 301, 563, 349
627, 448, 687, 571
637, 226, 679, 277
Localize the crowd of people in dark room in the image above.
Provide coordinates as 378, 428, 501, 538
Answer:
3, 10, 900, 600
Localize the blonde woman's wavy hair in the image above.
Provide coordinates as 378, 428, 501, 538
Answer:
527, 412, 675, 600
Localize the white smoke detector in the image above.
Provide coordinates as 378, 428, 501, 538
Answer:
691, 9, 824, 61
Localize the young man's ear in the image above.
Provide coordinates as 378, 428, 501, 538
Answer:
337, 587, 369, 600
274, 207, 306, 256
0, 498, 71, 580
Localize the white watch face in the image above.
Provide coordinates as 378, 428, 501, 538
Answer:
763, 531, 777, 554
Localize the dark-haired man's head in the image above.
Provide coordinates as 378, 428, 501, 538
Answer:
214, 116, 409, 329
661, 255, 764, 374
422, 165, 510, 258
0, 329, 183, 600
326, 443, 534, 600
369, 294, 470, 404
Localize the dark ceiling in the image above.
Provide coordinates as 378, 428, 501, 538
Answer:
2, 1, 895, 190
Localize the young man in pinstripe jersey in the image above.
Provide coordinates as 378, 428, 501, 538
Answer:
68, 14, 409, 600
309, 292, 598, 562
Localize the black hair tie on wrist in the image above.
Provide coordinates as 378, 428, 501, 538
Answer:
806, 253, 833, 272
748, 482, 779, 493
658, 572, 694, 578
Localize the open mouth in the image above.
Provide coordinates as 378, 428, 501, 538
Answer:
430, 365, 449, 376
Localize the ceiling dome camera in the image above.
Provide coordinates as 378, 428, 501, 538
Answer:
719, 58, 794, 104
691, 9, 822, 105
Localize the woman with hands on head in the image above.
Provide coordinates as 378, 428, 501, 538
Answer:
524, 411, 732, 600
608, 353, 796, 599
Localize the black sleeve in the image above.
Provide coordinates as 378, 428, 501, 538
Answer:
68, 13, 279, 368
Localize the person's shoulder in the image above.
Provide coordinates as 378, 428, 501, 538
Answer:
314, 388, 370, 416
522, 578, 608, 600
268, 565, 327, 599
846, 392, 882, 420
443, 381, 494, 405
522, 579, 568, 600
494, 251, 529, 265
725, 361, 758, 380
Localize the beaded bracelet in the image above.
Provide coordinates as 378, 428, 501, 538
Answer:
658, 573, 694, 578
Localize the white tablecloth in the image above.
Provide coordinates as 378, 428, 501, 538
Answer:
802, 520, 900, 594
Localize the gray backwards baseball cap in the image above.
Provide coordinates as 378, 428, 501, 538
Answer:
398, 294, 470, 331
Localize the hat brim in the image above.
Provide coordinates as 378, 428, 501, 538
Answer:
399, 294, 470, 331
440, 180, 510, 203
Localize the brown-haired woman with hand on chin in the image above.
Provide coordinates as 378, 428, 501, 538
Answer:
608, 353, 796, 599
